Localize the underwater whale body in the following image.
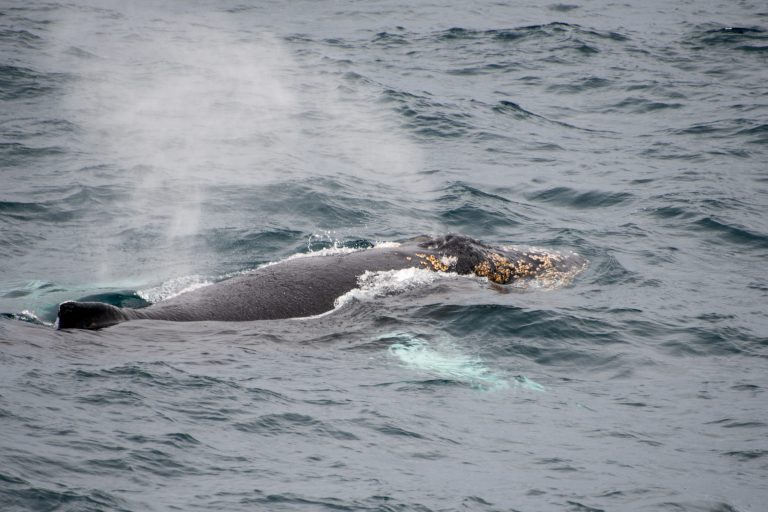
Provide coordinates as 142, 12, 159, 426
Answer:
56, 235, 587, 330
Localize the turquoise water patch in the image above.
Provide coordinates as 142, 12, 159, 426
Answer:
384, 333, 544, 392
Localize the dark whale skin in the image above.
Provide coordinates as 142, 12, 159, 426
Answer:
56, 235, 586, 330
57, 245, 423, 329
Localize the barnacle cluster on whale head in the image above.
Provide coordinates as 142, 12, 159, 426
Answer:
415, 234, 587, 287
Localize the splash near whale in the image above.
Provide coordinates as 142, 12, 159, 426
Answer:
56, 235, 587, 330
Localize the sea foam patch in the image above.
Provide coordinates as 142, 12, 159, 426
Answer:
138, 275, 213, 303
334, 267, 447, 309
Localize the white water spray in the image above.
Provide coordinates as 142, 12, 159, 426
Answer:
51, 1, 424, 281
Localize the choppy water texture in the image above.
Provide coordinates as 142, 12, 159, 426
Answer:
2, 0, 767, 510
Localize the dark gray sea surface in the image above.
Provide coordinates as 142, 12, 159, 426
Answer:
2, 0, 767, 510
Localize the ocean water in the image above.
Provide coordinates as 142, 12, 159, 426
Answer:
1, 0, 767, 510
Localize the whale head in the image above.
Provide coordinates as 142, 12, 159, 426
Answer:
417, 234, 587, 285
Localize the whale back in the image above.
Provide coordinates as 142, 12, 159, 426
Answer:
139, 246, 423, 323
55, 236, 587, 329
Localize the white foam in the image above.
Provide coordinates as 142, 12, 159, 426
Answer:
275, 240, 401, 265
251, 246, 363, 273
18, 310, 54, 327
372, 241, 402, 248
334, 267, 447, 309
284, 246, 362, 261
137, 275, 213, 303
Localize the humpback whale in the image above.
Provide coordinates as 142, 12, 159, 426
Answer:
56, 235, 586, 330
